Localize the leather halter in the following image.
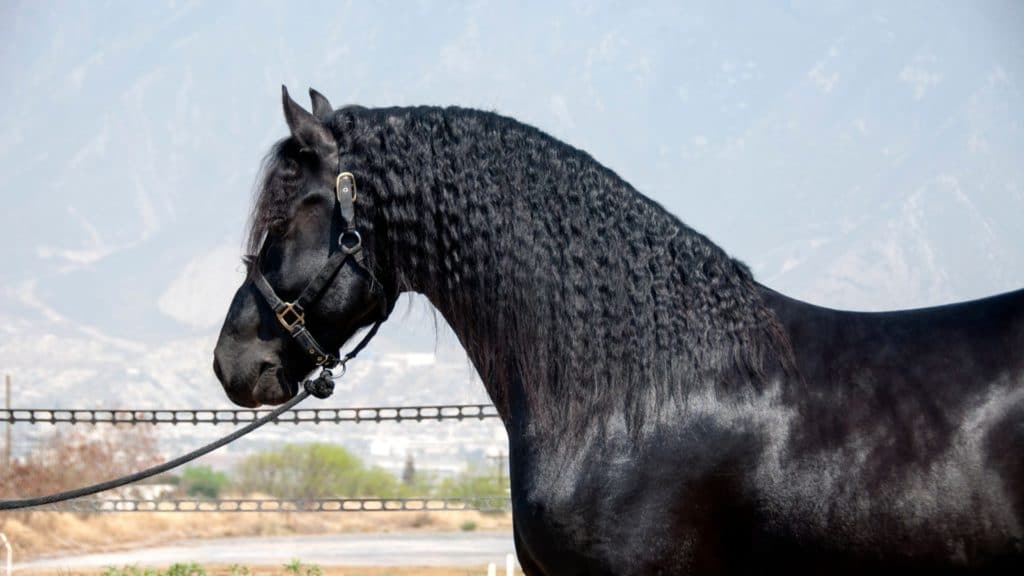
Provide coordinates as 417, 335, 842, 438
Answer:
251, 170, 387, 379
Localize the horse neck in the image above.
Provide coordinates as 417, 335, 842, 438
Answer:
359, 107, 794, 437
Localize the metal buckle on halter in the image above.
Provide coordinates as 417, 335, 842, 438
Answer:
275, 302, 305, 331
336, 172, 357, 202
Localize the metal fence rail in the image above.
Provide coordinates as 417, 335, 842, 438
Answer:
32, 497, 511, 513
0, 404, 499, 426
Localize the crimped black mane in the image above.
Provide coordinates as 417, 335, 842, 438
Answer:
250, 106, 796, 434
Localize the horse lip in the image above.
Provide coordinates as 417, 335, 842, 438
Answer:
252, 365, 298, 406
226, 388, 261, 409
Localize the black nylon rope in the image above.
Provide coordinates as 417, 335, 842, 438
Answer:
0, 172, 387, 511
1, 277, 386, 511
0, 388, 312, 511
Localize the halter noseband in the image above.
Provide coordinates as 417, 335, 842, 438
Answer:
251, 170, 387, 386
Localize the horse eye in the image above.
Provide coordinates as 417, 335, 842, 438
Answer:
297, 148, 320, 165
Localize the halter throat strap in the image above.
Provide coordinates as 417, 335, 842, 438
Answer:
251, 171, 386, 370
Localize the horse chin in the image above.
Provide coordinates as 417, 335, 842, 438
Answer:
252, 366, 297, 406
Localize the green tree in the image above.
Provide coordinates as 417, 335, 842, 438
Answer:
179, 465, 229, 499
438, 465, 509, 498
235, 443, 402, 498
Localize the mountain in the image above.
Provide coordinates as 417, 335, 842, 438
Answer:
2, 2, 1022, 474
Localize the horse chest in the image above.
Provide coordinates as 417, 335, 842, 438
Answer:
509, 462, 698, 574
507, 424, 765, 574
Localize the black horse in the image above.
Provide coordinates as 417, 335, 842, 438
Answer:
214, 87, 1023, 574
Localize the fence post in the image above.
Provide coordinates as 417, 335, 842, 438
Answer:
3, 374, 9, 472
0, 532, 11, 576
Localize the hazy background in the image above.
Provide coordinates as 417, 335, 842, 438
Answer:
1, 0, 1022, 471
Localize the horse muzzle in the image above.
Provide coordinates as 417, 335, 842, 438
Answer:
251, 365, 299, 406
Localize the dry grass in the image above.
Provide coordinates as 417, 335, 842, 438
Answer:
0, 508, 512, 560
0, 427, 511, 562
0, 427, 161, 501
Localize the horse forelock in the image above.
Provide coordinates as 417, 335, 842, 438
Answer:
245, 139, 300, 258
245, 106, 370, 259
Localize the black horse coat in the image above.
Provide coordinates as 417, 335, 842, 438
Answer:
511, 287, 1023, 574
221, 98, 1024, 574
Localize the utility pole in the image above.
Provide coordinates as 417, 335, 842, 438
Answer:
487, 448, 508, 493
4, 374, 10, 471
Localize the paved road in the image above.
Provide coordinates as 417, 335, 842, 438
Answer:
17, 532, 518, 571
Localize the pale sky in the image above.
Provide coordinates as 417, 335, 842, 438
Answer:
0, 1, 1022, 409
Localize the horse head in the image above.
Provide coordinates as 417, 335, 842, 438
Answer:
213, 87, 389, 407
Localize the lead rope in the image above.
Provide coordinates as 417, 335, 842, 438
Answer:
1, 171, 386, 511
0, 382, 321, 511
0, 317, 385, 511
0, 388, 311, 511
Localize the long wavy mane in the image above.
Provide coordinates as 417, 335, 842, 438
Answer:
250, 105, 797, 434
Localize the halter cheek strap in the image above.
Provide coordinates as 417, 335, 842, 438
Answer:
251, 171, 387, 383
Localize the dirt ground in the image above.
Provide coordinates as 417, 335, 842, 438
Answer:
0, 509, 513, 561
17, 568, 495, 576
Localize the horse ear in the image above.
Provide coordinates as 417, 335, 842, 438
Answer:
281, 85, 336, 158
309, 88, 333, 121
